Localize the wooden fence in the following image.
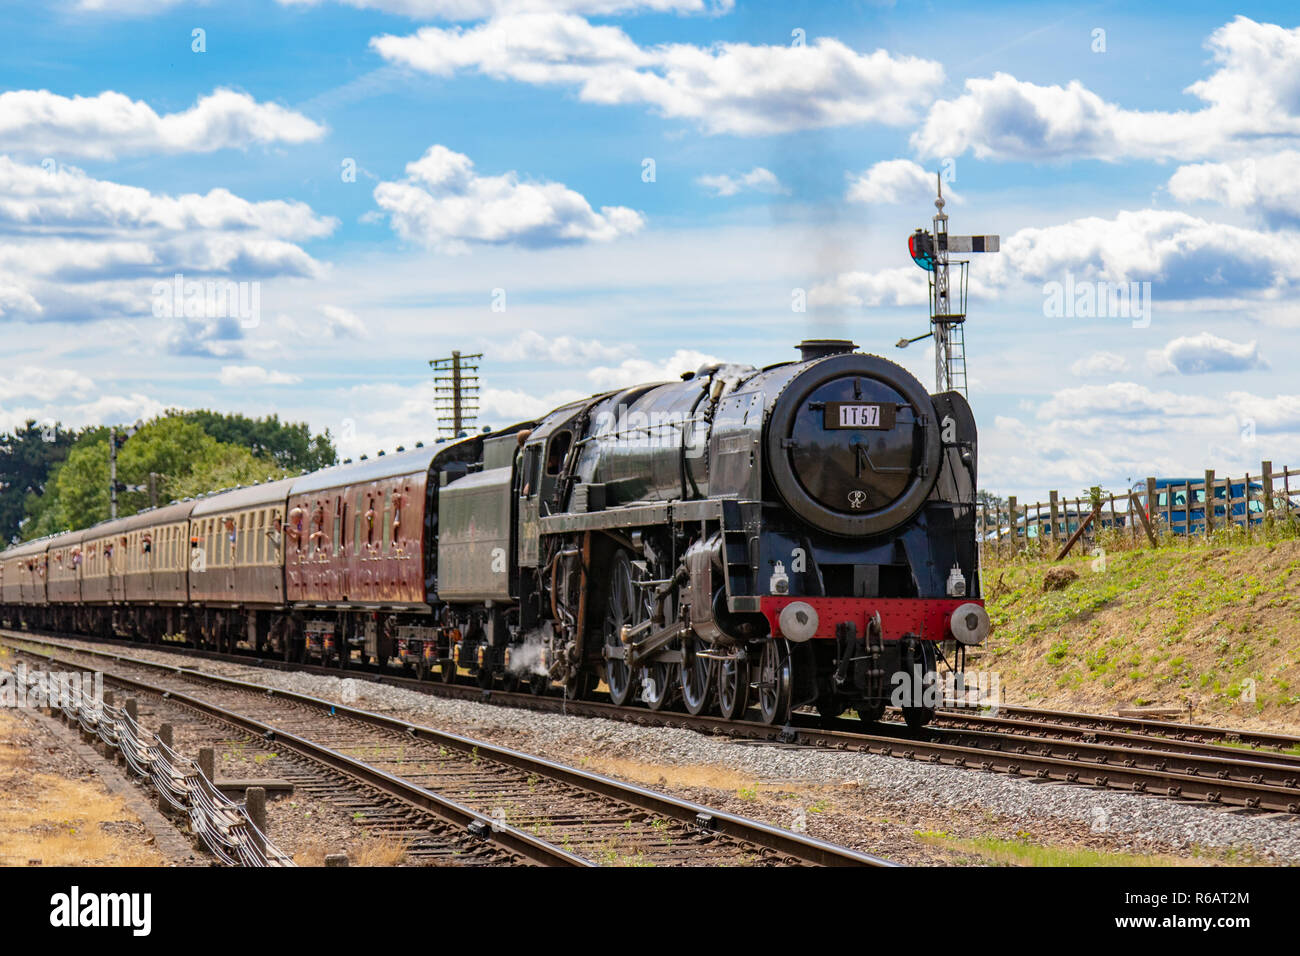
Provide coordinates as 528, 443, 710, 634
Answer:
978, 460, 1300, 561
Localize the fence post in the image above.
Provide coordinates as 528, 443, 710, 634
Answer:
198, 747, 215, 782
1007, 496, 1017, 549
1262, 460, 1274, 525
1145, 477, 1158, 541
1048, 491, 1060, 544
1244, 471, 1252, 540
245, 787, 267, 851
1204, 469, 1215, 537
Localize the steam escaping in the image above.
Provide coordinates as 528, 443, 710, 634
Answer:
507, 628, 551, 678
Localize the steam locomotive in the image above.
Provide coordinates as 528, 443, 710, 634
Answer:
1, 339, 988, 728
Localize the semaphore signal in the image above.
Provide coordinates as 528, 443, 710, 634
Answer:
897, 175, 999, 397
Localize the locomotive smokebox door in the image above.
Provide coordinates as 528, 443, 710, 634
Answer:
766, 352, 941, 537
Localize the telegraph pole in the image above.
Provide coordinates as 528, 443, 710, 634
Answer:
108, 421, 143, 517
429, 351, 482, 439
109, 427, 119, 519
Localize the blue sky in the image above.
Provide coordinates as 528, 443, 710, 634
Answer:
2, 0, 1299, 499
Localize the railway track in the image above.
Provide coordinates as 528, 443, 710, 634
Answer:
9, 628, 1300, 816
941, 702, 1300, 755
1, 634, 893, 868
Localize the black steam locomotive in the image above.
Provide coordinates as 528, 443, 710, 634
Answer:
440, 337, 988, 728
2, 338, 988, 729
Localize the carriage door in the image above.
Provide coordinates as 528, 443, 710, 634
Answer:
517, 442, 543, 568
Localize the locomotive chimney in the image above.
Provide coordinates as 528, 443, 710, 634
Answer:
797, 339, 857, 361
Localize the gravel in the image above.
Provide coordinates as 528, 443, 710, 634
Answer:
42, 638, 1300, 864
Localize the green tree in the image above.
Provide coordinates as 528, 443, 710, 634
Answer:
0, 420, 78, 544
178, 410, 336, 472
20, 415, 297, 537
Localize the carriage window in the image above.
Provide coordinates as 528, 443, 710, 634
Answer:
546, 431, 571, 475
354, 492, 363, 555
382, 490, 393, 553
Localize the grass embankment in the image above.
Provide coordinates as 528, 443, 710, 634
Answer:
981, 530, 1300, 734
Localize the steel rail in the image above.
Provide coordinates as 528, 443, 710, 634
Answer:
942, 702, 1300, 753
7, 641, 588, 867
10, 628, 1299, 814
3, 634, 895, 868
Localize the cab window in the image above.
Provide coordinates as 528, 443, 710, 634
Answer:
521, 445, 541, 497
547, 431, 571, 475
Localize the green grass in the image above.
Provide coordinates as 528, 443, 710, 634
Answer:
913, 830, 1191, 867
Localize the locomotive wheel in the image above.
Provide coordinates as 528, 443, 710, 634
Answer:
568, 669, 597, 700
528, 674, 550, 696
756, 638, 793, 725
716, 655, 750, 720
477, 661, 495, 690
680, 635, 715, 716
901, 641, 937, 731
602, 551, 642, 707
439, 658, 457, 684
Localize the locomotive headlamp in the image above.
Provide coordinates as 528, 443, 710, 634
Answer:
778, 601, 819, 642
950, 602, 990, 645
946, 564, 967, 598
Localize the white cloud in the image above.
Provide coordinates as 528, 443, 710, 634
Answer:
0, 279, 42, 319
218, 365, 303, 386
0, 367, 95, 403
335, 379, 585, 458
846, 159, 955, 205
587, 349, 721, 389
373, 144, 644, 253
1226, 391, 1300, 433
987, 209, 1300, 299
695, 167, 786, 198
1146, 333, 1268, 375
807, 267, 927, 308
479, 386, 586, 420
1069, 351, 1128, 377
498, 329, 629, 363
371, 14, 944, 136
1168, 151, 1300, 226
277, 0, 730, 17
68, 392, 169, 428
0, 157, 335, 240
0, 156, 333, 327
1036, 382, 1222, 422
275, 306, 372, 340
912, 18, 1300, 162
0, 88, 325, 160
